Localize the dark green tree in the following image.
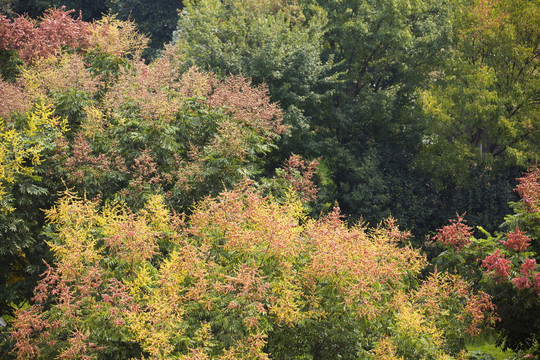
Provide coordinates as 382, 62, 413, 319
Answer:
307, 0, 458, 232
8, 0, 108, 20
109, 0, 182, 58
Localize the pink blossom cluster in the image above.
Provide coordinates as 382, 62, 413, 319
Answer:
515, 167, 540, 213
482, 250, 511, 281
511, 258, 537, 291
281, 154, 320, 202
500, 227, 531, 252
0, 8, 90, 64
434, 213, 473, 251
63, 134, 111, 183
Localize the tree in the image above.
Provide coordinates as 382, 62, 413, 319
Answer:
9, 184, 497, 359
306, 0, 459, 231
173, 0, 475, 237
0, 7, 285, 321
417, 0, 540, 183
174, 0, 332, 144
0, 101, 68, 317
434, 167, 540, 354
108, 0, 182, 58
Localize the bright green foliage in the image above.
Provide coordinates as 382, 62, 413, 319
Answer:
321, 0, 452, 98
418, 0, 540, 183
10, 185, 496, 359
0, 101, 67, 317
0, 101, 67, 212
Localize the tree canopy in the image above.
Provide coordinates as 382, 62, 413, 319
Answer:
1, 1, 539, 358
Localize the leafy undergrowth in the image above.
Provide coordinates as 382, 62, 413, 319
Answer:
467, 334, 516, 360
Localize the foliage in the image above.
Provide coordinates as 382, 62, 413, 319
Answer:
0, 8, 150, 320
0, 77, 29, 119
308, 0, 455, 222
81, 61, 285, 211
9, 184, 496, 359
172, 0, 495, 240
0, 100, 67, 212
433, 214, 474, 251
0, 7, 148, 68
169, 0, 531, 244
434, 167, 540, 353
0, 6, 285, 323
0, 7, 90, 65
417, 0, 540, 183
87, 14, 149, 59
174, 0, 332, 141
2, 4, 536, 359
0, 6, 284, 212
0, 100, 67, 317
108, 0, 182, 58
275, 153, 320, 203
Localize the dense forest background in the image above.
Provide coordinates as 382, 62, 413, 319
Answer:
0, 0, 539, 358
